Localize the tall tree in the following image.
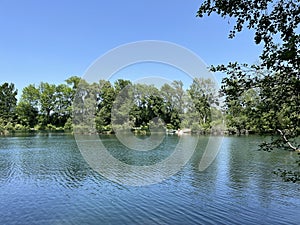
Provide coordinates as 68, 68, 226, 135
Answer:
160, 83, 181, 128
51, 84, 73, 127
197, 0, 299, 151
130, 84, 149, 127
21, 84, 40, 108
95, 80, 116, 132
0, 83, 18, 121
38, 82, 57, 125
19, 84, 40, 127
187, 78, 218, 126
172, 80, 185, 115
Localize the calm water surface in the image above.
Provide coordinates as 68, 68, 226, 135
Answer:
0, 133, 299, 224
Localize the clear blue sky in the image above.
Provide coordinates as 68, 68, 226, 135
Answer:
0, 0, 262, 98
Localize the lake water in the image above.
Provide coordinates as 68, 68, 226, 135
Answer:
0, 133, 299, 224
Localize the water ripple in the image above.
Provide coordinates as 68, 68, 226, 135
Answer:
1, 134, 300, 224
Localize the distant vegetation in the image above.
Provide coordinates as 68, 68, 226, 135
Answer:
0, 76, 226, 135
0, 70, 297, 145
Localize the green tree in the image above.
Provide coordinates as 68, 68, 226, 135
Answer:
19, 84, 40, 128
38, 82, 57, 126
0, 83, 18, 121
130, 83, 149, 127
20, 79, 77, 129
51, 84, 73, 127
225, 87, 260, 134
198, 0, 299, 151
21, 84, 40, 108
65, 76, 81, 103
160, 83, 181, 128
130, 84, 164, 128
172, 80, 185, 115
187, 78, 218, 127
95, 80, 116, 132
15, 101, 38, 127
198, 0, 299, 181
114, 79, 132, 94
65, 76, 81, 90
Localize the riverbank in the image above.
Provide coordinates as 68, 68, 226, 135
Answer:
0, 125, 254, 136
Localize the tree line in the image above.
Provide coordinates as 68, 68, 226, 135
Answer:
0, 77, 78, 133
0, 76, 225, 134
0, 69, 298, 140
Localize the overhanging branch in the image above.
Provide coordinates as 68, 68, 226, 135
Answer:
277, 129, 299, 151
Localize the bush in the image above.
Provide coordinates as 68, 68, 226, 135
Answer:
14, 124, 29, 131
166, 123, 175, 130
4, 122, 14, 131
46, 124, 57, 130
64, 118, 73, 131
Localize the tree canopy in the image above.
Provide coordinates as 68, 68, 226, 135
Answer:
0, 83, 17, 119
0, 77, 222, 134
198, 0, 299, 151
